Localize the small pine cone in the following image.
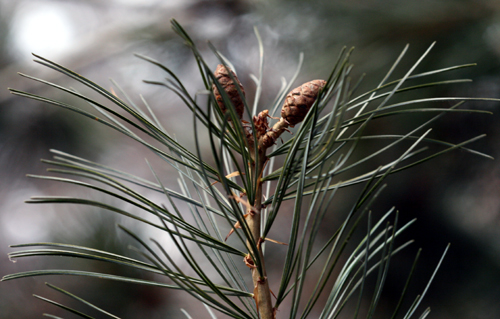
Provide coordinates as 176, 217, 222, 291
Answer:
281, 79, 326, 126
212, 64, 246, 120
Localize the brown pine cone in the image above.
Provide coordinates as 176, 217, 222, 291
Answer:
212, 64, 246, 120
281, 79, 326, 126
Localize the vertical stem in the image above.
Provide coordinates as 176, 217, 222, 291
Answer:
247, 150, 274, 319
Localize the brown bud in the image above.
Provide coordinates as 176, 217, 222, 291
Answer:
253, 110, 271, 140
280, 79, 326, 126
212, 64, 246, 120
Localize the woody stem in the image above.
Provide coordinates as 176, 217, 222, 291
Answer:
247, 149, 273, 319
261, 118, 290, 149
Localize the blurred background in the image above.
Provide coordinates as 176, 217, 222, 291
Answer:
1, 0, 500, 318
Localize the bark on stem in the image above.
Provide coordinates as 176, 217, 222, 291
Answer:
246, 113, 291, 318
247, 150, 274, 319
261, 118, 290, 149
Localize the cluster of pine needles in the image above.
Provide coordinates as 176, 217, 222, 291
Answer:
2, 19, 496, 319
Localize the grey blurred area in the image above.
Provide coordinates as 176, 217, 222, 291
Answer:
0, 0, 499, 318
